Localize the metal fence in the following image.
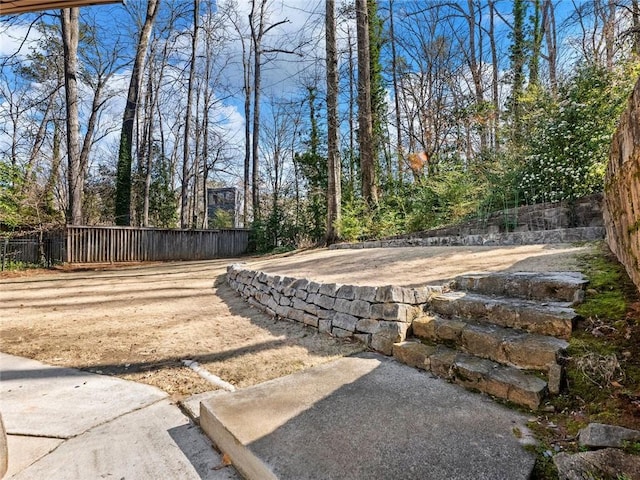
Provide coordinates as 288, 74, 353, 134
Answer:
0, 233, 65, 270
1, 226, 250, 268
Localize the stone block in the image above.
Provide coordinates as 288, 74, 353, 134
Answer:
370, 303, 418, 322
318, 319, 332, 333
437, 318, 467, 342
294, 289, 308, 301
547, 363, 564, 395
353, 333, 371, 345
279, 296, 291, 307
354, 286, 377, 302
315, 294, 336, 310
288, 308, 305, 323
355, 318, 379, 334
266, 297, 279, 312
371, 334, 395, 355
334, 298, 353, 315
402, 288, 417, 304
316, 308, 333, 319
414, 287, 433, 304
303, 314, 319, 328
291, 278, 310, 290
392, 342, 436, 371
333, 312, 358, 332
429, 347, 457, 378
275, 305, 291, 318
307, 281, 321, 294
578, 423, 640, 449
349, 300, 372, 318
555, 449, 640, 480
318, 283, 340, 296
375, 285, 405, 303
332, 327, 352, 338
336, 285, 357, 300
412, 316, 437, 339
460, 324, 503, 362
265, 274, 280, 287
371, 322, 410, 355
503, 335, 567, 371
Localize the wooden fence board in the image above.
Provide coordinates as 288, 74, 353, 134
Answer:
64, 226, 249, 263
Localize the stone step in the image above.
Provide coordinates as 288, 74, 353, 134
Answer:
452, 272, 588, 304
429, 291, 577, 339
393, 342, 547, 410
412, 314, 569, 372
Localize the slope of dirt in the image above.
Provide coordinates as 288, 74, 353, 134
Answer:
246, 243, 595, 287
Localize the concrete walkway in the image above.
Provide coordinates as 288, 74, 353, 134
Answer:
0, 353, 239, 479
200, 353, 537, 480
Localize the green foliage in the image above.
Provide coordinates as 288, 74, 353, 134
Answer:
148, 152, 178, 228
336, 164, 486, 241
518, 63, 639, 203
404, 166, 484, 233
0, 162, 22, 228
210, 209, 233, 229
295, 87, 327, 244
248, 203, 301, 254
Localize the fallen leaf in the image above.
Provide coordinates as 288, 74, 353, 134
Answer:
212, 453, 233, 470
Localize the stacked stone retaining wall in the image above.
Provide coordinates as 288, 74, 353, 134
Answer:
227, 264, 443, 354
330, 227, 605, 250
388, 194, 603, 240
604, 76, 640, 294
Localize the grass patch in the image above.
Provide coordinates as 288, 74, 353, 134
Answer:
575, 244, 632, 321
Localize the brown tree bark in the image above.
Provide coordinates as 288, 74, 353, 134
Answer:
356, 0, 377, 206
181, 0, 199, 228
60, 7, 82, 225
115, 0, 160, 226
326, 0, 341, 244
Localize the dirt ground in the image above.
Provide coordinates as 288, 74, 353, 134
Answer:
246, 243, 595, 287
0, 243, 595, 399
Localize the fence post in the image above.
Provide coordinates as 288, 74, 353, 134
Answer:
1, 237, 6, 271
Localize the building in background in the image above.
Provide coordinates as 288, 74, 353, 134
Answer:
207, 187, 241, 228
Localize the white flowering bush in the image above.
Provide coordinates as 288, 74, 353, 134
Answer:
518, 63, 638, 203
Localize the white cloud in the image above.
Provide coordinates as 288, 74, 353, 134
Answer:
0, 20, 44, 58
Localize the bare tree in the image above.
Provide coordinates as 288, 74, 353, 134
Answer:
356, 0, 377, 205
326, 0, 341, 244
60, 7, 82, 225
114, 0, 160, 226
180, 0, 199, 228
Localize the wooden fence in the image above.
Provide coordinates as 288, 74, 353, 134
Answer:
65, 226, 250, 263
1, 226, 250, 267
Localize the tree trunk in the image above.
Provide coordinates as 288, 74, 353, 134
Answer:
347, 25, 356, 200
181, 0, 199, 228
60, 7, 82, 225
249, 0, 265, 222
356, 0, 377, 206
243, 37, 252, 226
115, 0, 160, 226
632, 0, 640, 57
543, 0, 558, 95
388, 0, 403, 185
489, 0, 500, 150
326, 0, 341, 244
